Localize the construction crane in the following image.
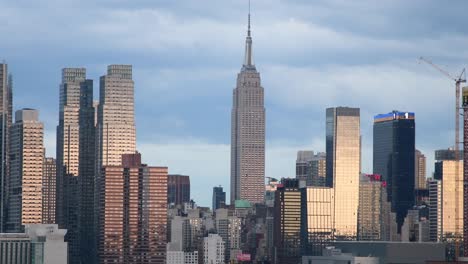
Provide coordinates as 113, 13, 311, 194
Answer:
420, 57, 466, 259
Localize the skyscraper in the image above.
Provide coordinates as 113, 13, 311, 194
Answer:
212, 186, 226, 210
428, 179, 442, 242
463, 86, 468, 256
42, 157, 56, 224
296, 151, 326, 187
0, 63, 12, 232
373, 110, 415, 233
358, 174, 384, 241
230, 11, 265, 205
56, 68, 94, 263
415, 149, 427, 190
7, 109, 43, 232
274, 178, 301, 263
167, 174, 191, 206
296, 151, 314, 185
97, 152, 167, 263
326, 107, 360, 239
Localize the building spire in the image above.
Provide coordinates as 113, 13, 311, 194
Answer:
243, 0, 254, 69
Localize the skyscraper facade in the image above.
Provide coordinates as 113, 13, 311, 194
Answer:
428, 179, 442, 242
373, 111, 415, 233
415, 149, 427, 190
56, 68, 94, 263
7, 109, 43, 232
326, 107, 360, 239
301, 186, 334, 256
97, 153, 167, 263
0, 63, 12, 232
167, 174, 191, 206
463, 86, 468, 256
296, 151, 314, 185
230, 13, 265, 205
358, 174, 384, 241
212, 186, 226, 210
42, 157, 56, 224
274, 178, 301, 263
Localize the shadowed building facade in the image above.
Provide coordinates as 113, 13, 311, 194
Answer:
167, 174, 190, 206
230, 12, 265, 205
373, 111, 415, 233
97, 153, 167, 263
42, 157, 56, 224
0, 63, 12, 232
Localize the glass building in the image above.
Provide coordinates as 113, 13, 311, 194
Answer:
373, 110, 415, 233
212, 186, 226, 210
167, 174, 191, 206
326, 107, 360, 239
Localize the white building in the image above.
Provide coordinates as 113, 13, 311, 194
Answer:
203, 234, 225, 264
166, 247, 198, 264
0, 224, 67, 264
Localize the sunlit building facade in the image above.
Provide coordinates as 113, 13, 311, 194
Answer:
7, 109, 43, 232
415, 150, 427, 190
230, 14, 265, 205
358, 174, 384, 241
301, 186, 334, 256
438, 160, 463, 239
97, 153, 168, 263
326, 107, 360, 239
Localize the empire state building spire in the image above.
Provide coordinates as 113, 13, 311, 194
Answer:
243, 1, 255, 70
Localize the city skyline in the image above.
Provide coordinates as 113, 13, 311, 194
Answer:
1, 1, 468, 206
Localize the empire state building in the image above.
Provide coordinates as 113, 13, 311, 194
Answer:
230, 12, 265, 204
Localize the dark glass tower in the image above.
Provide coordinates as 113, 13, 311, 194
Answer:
212, 186, 226, 210
373, 111, 415, 233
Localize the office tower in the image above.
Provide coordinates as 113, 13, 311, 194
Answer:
274, 178, 301, 264
7, 109, 43, 232
463, 86, 468, 256
97, 153, 167, 263
56, 68, 94, 263
357, 174, 385, 241
79, 77, 96, 263
434, 153, 463, 240
301, 186, 334, 256
428, 179, 442, 241
296, 151, 314, 185
42, 157, 56, 224
415, 150, 427, 189
0, 63, 12, 232
215, 208, 241, 262
373, 110, 415, 233
168, 174, 191, 206
326, 107, 360, 239
203, 234, 225, 264
212, 186, 226, 210
230, 11, 265, 205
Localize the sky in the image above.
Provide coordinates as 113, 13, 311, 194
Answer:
1, 0, 468, 207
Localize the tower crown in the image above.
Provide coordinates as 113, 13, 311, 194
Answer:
242, 1, 256, 71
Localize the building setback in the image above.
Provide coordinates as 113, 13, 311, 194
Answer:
230, 12, 265, 205
42, 157, 56, 224
168, 174, 191, 206
0, 63, 12, 232
7, 109, 43, 232
97, 153, 167, 263
373, 110, 415, 233
326, 107, 360, 239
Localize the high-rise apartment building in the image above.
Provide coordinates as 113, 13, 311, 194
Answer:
428, 179, 442, 242
56, 68, 95, 263
212, 186, 226, 210
42, 157, 56, 224
415, 150, 427, 190
168, 174, 191, 206
274, 178, 301, 263
0, 63, 12, 232
463, 86, 468, 256
230, 12, 265, 205
296, 151, 314, 185
358, 174, 384, 241
373, 111, 415, 233
215, 208, 241, 263
203, 234, 225, 264
7, 109, 43, 232
326, 107, 360, 239
97, 153, 167, 263
301, 186, 334, 256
